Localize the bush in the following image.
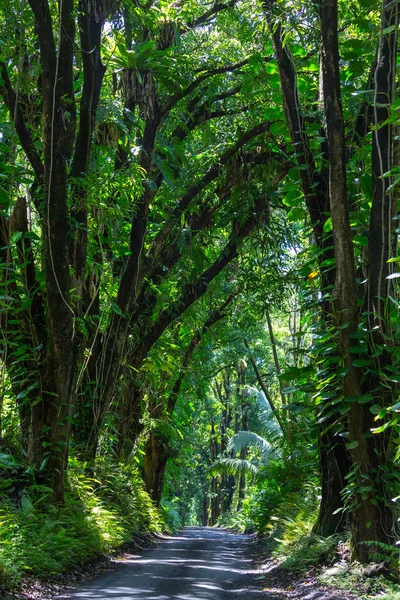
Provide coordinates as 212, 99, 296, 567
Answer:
0, 456, 163, 588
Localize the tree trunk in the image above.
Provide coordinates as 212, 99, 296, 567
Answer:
313, 422, 349, 536
264, 3, 348, 535
143, 432, 174, 505
209, 421, 220, 525
237, 366, 248, 510
320, 0, 399, 561
265, 307, 286, 407
114, 378, 144, 463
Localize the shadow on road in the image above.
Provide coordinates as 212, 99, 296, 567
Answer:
57, 527, 281, 600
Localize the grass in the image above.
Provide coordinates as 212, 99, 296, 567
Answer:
0, 456, 163, 588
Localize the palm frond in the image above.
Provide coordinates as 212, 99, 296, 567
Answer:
246, 385, 284, 436
209, 458, 259, 477
228, 430, 278, 463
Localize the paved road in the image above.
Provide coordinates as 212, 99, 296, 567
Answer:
56, 527, 282, 600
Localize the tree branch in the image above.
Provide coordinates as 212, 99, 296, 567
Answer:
188, 0, 238, 29
135, 209, 262, 366
0, 63, 44, 189
167, 288, 240, 414
147, 121, 271, 260
244, 340, 285, 432
160, 58, 249, 117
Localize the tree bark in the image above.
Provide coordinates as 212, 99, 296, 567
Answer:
320, 0, 399, 561
264, 1, 349, 536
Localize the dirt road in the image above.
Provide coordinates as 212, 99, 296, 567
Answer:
56, 527, 282, 600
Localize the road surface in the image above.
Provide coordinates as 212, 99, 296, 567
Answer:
56, 527, 282, 600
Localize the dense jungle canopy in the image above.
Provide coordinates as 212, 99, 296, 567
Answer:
0, 0, 399, 586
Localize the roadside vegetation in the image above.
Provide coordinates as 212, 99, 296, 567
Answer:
0, 456, 162, 588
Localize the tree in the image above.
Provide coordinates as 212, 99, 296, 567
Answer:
0, 0, 283, 501
264, 0, 399, 560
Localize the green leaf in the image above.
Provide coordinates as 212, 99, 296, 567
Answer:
111, 302, 124, 316
323, 217, 332, 233
279, 367, 301, 381
345, 440, 359, 450
359, 174, 372, 196
357, 393, 373, 404
320, 258, 336, 268
270, 121, 286, 136
11, 231, 23, 244
352, 359, 371, 367
348, 345, 367, 353
287, 207, 305, 222
353, 235, 368, 246
382, 25, 396, 35
345, 393, 372, 404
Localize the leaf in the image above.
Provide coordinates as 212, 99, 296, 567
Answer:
383, 25, 396, 35
352, 359, 371, 367
348, 345, 367, 353
355, 393, 373, 404
228, 431, 276, 462
0, 185, 9, 204
111, 302, 124, 316
287, 207, 305, 222
209, 458, 259, 477
11, 231, 23, 244
345, 440, 359, 450
359, 174, 372, 196
353, 235, 368, 246
279, 366, 301, 381
0, 453, 20, 469
371, 422, 391, 434
320, 258, 336, 268
270, 121, 286, 136
323, 217, 332, 233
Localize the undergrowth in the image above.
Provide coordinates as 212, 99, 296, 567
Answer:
0, 456, 163, 588
220, 466, 399, 600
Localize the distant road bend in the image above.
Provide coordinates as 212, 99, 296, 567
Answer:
57, 527, 282, 600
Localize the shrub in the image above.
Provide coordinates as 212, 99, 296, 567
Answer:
0, 456, 163, 588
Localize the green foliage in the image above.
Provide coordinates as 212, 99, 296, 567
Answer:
160, 498, 183, 533
0, 457, 162, 588
318, 561, 400, 600
228, 430, 277, 461
209, 457, 259, 477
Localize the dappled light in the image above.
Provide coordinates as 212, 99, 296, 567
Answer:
57, 528, 274, 600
